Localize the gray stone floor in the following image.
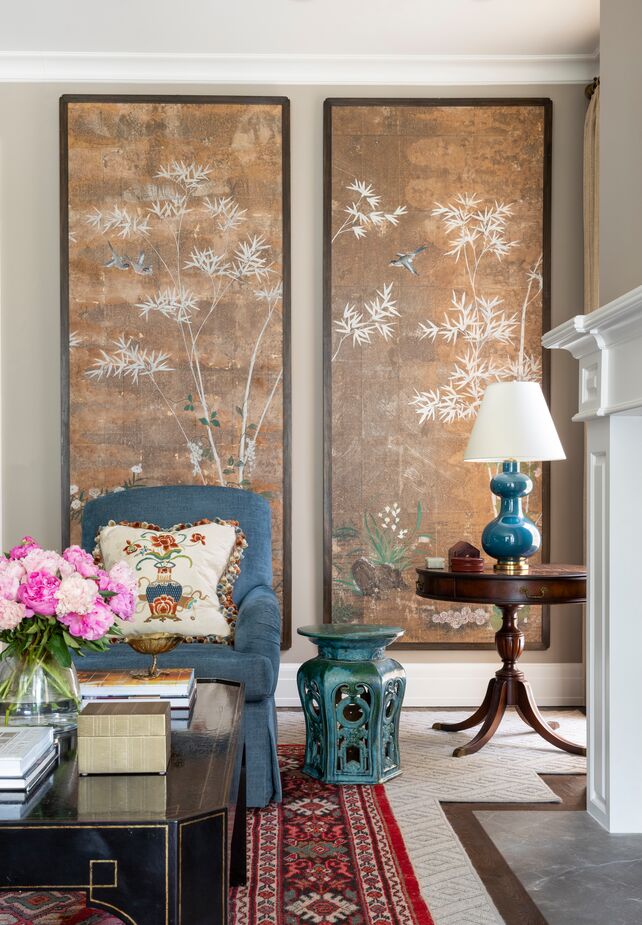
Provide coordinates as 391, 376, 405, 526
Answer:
476, 810, 642, 925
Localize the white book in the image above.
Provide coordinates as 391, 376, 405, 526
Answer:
0, 727, 54, 778
81, 688, 196, 711
0, 746, 58, 792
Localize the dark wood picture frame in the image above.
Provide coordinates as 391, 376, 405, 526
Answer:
323, 97, 552, 650
60, 94, 292, 648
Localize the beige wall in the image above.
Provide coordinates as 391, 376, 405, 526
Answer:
599, 0, 642, 304
0, 81, 585, 666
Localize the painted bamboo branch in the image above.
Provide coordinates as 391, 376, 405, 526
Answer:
150, 376, 206, 484
237, 290, 281, 483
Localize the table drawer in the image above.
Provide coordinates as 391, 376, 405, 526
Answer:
416, 571, 586, 605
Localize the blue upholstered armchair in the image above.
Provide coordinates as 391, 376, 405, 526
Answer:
77, 485, 282, 807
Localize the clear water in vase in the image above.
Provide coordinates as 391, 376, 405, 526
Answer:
0, 653, 80, 729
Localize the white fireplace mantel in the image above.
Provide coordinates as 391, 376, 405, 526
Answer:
543, 285, 642, 421
545, 283, 642, 834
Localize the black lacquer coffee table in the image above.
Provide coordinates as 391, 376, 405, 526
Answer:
0, 680, 246, 925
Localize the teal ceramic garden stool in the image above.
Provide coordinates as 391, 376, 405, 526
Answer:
297, 624, 406, 784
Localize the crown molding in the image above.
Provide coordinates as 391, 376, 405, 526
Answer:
0, 51, 598, 85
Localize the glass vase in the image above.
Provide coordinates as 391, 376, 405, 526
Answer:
0, 652, 81, 729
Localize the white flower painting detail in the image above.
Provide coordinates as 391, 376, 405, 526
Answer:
332, 180, 407, 242
431, 605, 489, 629
410, 194, 543, 424
83, 161, 283, 489
332, 283, 400, 361
69, 466, 146, 522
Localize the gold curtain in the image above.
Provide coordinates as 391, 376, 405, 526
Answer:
582, 83, 599, 693
584, 84, 600, 312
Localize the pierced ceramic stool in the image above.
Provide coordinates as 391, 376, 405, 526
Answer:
297, 624, 406, 784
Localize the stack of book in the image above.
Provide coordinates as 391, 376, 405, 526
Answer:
0, 727, 58, 818
78, 669, 196, 728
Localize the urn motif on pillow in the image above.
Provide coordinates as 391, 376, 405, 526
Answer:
95, 519, 247, 643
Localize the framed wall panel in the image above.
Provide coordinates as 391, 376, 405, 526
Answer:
324, 98, 551, 648
61, 95, 291, 646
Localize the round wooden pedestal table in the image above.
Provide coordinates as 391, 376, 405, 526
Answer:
415, 564, 587, 758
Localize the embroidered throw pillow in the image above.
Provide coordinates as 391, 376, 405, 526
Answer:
95, 519, 247, 643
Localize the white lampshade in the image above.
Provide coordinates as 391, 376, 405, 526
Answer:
464, 381, 565, 463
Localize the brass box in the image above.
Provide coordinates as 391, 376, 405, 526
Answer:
78, 702, 171, 775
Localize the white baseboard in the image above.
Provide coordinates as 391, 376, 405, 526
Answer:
277, 661, 584, 708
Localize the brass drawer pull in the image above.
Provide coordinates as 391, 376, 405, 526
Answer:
519, 586, 548, 599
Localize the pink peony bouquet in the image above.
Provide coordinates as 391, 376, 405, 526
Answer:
0, 537, 137, 673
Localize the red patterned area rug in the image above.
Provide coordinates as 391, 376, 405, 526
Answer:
0, 746, 433, 925
0, 889, 121, 924
231, 744, 434, 925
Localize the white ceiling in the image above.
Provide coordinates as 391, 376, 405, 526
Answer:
1, 0, 599, 57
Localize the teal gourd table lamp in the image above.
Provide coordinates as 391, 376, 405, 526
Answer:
463, 381, 565, 574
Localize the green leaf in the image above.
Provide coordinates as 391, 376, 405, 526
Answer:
82, 639, 109, 652
187, 394, 193, 402
415, 501, 423, 531
198, 417, 208, 425
223, 468, 234, 475
210, 410, 218, 419
247, 423, 257, 431
183, 405, 193, 411
211, 419, 220, 427
227, 456, 235, 465
62, 630, 82, 650
49, 632, 72, 668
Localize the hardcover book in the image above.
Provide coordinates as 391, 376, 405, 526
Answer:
0, 727, 54, 778
78, 669, 194, 700
0, 747, 58, 792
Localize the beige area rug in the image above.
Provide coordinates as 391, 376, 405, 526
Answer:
278, 708, 586, 925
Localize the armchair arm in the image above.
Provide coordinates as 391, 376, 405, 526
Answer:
234, 585, 281, 696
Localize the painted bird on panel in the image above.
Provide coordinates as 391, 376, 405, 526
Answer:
389, 245, 428, 275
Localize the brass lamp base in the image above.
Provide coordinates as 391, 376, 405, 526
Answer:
127, 633, 182, 679
494, 558, 529, 574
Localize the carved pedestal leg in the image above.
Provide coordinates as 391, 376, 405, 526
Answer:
432, 679, 495, 732
516, 681, 586, 756
452, 680, 508, 757
515, 705, 560, 732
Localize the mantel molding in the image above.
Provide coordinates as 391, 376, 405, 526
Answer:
542, 316, 598, 359
544, 285, 642, 421
0, 51, 598, 85
544, 285, 642, 356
